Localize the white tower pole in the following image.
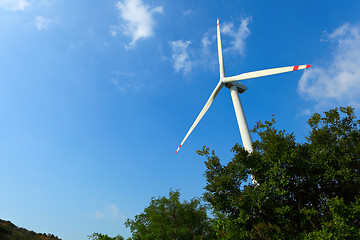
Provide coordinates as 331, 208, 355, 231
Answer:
229, 85, 253, 152
229, 85, 257, 185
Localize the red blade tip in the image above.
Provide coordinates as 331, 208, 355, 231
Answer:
175, 145, 182, 154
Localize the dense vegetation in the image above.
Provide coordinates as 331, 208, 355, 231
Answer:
125, 190, 215, 240
0, 219, 61, 240
199, 106, 360, 239
88, 232, 124, 240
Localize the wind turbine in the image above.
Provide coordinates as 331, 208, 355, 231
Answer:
176, 18, 311, 168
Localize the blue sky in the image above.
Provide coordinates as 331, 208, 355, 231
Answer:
1, 0, 360, 239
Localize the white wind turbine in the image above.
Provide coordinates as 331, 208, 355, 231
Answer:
176, 19, 311, 181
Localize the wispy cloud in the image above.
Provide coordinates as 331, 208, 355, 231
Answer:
0, 0, 30, 11
110, 25, 120, 37
182, 9, 192, 18
34, 16, 53, 30
113, 0, 163, 49
169, 40, 192, 75
201, 32, 214, 54
111, 70, 144, 92
171, 18, 251, 75
94, 204, 126, 220
221, 18, 251, 56
107, 204, 126, 220
94, 210, 105, 219
200, 18, 251, 57
200, 31, 217, 71
298, 23, 360, 109
40, 0, 55, 6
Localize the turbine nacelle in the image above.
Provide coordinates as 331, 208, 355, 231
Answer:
220, 77, 248, 94
225, 82, 247, 94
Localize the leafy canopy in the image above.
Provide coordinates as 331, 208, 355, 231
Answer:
125, 189, 215, 240
198, 106, 360, 239
88, 232, 124, 240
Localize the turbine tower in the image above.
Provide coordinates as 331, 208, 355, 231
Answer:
176, 19, 311, 181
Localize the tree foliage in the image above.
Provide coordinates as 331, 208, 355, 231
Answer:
88, 232, 124, 240
125, 189, 215, 240
199, 106, 360, 239
0, 219, 61, 240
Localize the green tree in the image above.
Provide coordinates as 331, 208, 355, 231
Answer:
198, 106, 360, 239
88, 232, 124, 240
0, 219, 62, 240
125, 189, 215, 240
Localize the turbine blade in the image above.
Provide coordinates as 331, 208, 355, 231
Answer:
224, 65, 312, 83
176, 81, 224, 154
217, 18, 225, 78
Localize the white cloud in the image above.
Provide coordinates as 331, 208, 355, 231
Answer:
111, 70, 144, 92
182, 9, 192, 18
94, 210, 105, 219
169, 40, 192, 75
110, 25, 120, 37
196, 18, 252, 73
0, 0, 30, 11
298, 23, 360, 109
94, 204, 126, 220
168, 18, 251, 75
34, 16, 53, 30
40, 0, 55, 6
201, 32, 214, 53
114, 0, 163, 49
107, 204, 126, 220
221, 18, 251, 56
299, 108, 312, 116
199, 32, 218, 71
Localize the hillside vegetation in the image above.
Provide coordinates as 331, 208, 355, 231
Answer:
0, 219, 61, 240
